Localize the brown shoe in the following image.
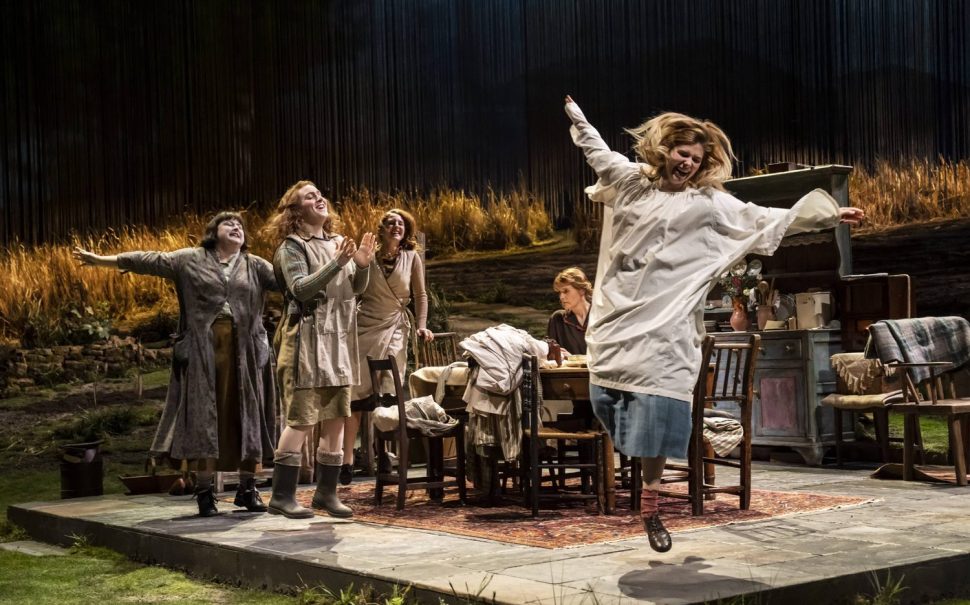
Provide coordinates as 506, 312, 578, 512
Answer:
643, 513, 672, 552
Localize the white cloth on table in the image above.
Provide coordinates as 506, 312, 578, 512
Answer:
408, 362, 470, 403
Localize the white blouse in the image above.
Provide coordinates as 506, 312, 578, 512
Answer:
566, 101, 840, 402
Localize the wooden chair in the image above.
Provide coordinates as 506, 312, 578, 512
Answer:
661, 334, 760, 516
414, 332, 461, 369
825, 273, 914, 466
893, 361, 970, 485
520, 354, 604, 517
368, 355, 467, 510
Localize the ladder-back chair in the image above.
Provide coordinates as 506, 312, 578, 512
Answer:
368, 355, 467, 510
662, 333, 760, 515
520, 354, 605, 516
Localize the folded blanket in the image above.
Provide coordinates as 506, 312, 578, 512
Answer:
703, 416, 744, 456
865, 317, 970, 384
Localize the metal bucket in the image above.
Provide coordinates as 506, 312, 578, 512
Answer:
59, 440, 104, 499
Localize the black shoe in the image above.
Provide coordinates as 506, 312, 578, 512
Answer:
233, 476, 268, 512
194, 486, 219, 517
338, 463, 354, 485
643, 513, 672, 552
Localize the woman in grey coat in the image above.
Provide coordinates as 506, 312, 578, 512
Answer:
74, 211, 280, 517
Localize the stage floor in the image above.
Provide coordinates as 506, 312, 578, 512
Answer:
9, 463, 970, 604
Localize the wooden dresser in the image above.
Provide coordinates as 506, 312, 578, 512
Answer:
718, 165, 854, 465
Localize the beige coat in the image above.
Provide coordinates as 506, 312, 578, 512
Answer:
351, 250, 428, 400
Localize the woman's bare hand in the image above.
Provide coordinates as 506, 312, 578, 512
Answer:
353, 232, 376, 267
73, 247, 99, 266
838, 207, 866, 226
416, 328, 434, 342
335, 237, 357, 266
565, 95, 574, 105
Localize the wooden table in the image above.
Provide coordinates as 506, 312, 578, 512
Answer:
539, 365, 617, 514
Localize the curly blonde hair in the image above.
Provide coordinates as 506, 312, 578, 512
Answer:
553, 267, 593, 301
377, 208, 422, 252
262, 180, 334, 245
626, 112, 736, 191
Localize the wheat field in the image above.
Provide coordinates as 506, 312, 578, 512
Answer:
0, 187, 553, 346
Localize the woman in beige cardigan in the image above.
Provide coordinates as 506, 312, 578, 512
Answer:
341, 208, 433, 483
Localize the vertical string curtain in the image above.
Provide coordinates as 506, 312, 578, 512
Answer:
1, 0, 967, 245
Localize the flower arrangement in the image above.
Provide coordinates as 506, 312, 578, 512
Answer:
717, 259, 763, 300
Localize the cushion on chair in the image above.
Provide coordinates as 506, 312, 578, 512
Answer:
821, 390, 905, 410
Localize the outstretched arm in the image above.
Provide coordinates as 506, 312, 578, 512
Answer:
73, 247, 119, 269
564, 95, 638, 188
75, 246, 184, 279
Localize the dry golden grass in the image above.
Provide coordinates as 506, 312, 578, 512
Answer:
851, 158, 970, 230
0, 187, 552, 346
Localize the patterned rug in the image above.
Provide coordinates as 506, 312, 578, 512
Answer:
283, 481, 870, 549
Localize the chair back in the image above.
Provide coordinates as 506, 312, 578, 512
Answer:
415, 332, 461, 369
697, 334, 760, 424
520, 354, 541, 436
367, 355, 408, 441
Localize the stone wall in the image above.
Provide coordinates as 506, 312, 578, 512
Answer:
0, 336, 171, 397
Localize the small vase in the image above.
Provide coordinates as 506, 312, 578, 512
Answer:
730, 298, 750, 332
756, 305, 776, 330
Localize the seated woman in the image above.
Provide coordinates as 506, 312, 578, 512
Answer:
547, 267, 592, 356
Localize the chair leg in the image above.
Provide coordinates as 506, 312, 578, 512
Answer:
703, 439, 716, 501
689, 433, 704, 516
375, 435, 385, 506
740, 429, 752, 510
530, 436, 540, 517
949, 415, 967, 486
902, 414, 918, 481
874, 409, 891, 464
397, 439, 409, 511
580, 441, 591, 495
428, 437, 444, 501
456, 423, 467, 504
594, 435, 604, 514
834, 407, 844, 468
631, 457, 642, 512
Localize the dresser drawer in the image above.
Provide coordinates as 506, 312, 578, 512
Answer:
759, 338, 802, 361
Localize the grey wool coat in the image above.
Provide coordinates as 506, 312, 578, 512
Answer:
118, 247, 281, 463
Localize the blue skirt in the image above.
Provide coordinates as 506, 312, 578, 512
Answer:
589, 384, 692, 458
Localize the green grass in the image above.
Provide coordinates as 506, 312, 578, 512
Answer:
887, 414, 951, 455
0, 545, 298, 605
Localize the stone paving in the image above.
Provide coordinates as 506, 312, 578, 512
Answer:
9, 463, 970, 604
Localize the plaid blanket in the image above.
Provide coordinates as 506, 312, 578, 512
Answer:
702, 409, 744, 456
865, 316, 970, 384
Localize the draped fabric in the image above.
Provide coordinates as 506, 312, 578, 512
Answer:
3, 0, 968, 246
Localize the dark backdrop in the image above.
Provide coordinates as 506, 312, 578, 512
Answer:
2, 0, 968, 245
